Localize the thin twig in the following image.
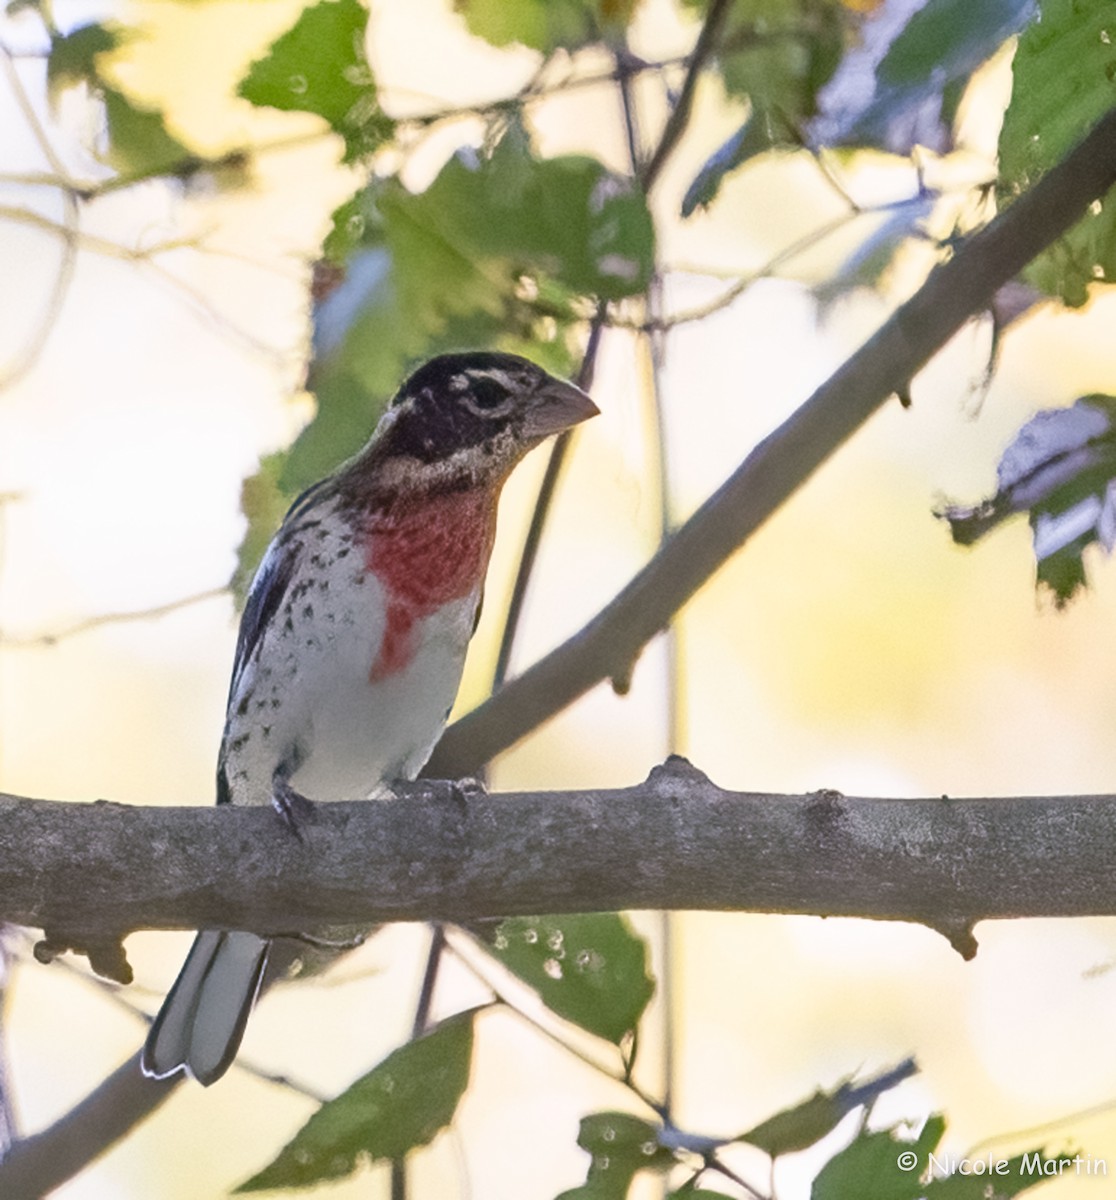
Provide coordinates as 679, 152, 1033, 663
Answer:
0, 587, 228, 648
963, 1093, 1116, 1158
383, 54, 694, 130
444, 931, 663, 1113
390, 923, 447, 1200
638, 277, 683, 1123
616, 48, 645, 176
411, 924, 446, 1041
0, 206, 302, 280
490, 317, 603, 691
704, 1151, 768, 1200
0, 45, 65, 177
0, 170, 83, 188
618, 11, 684, 1135
640, 0, 734, 190
0, 45, 79, 391
490, 0, 732, 692
8, 931, 329, 1102
0, 210, 292, 368
450, 931, 768, 1198
609, 191, 934, 335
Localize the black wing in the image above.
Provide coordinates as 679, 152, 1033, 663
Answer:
224, 477, 333, 709
226, 538, 297, 710
216, 540, 298, 807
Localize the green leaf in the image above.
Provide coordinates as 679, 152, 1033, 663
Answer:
490, 915, 653, 1043
743, 1090, 859, 1158
679, 0, 842, 205
232, 451, 291, 604
682, 106, 796, 216
741, 1060, 917, 1157
453, 129, 654, 300
686, 0, 843, 118
1000, 0, 1116, 189
100, 87, 192, 178
1022, 199, 1116, 306
827, 0, 1033, 150
456, 0, 636, 52
999, 0, 1116, 304
46, 22, 121, 104
879, 0, 1033, 88
286, 132, 646, 488
237, 0, 394, 162
1033, 523, 1090, 605
556, 1112, 675, 1200
938, 394, 1116, 605
813, 1115, 946, 1200
45, 23, 191, 178
235, 1010, 476, 1192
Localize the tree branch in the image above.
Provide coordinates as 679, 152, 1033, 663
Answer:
640, 0, 735, 189
426, 106, 1116, 780
5, 763, 1116, 948
6, 758, 1116, 1195
0, 1058, 174, 1200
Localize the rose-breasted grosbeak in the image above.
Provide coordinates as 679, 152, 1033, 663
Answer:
141, 351, 597, 1086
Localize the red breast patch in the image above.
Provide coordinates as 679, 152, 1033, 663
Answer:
364, 488, 496, 681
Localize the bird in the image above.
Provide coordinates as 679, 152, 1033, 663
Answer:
141, 350, 598, 1086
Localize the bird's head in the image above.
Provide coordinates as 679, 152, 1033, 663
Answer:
364, 352, 598, 490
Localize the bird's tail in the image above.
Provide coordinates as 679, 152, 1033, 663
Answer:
142, 930, 269, 1087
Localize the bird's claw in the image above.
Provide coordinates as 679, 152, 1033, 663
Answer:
272, 777, 317, 841
452, 775, 487, 799
427, 776, 480, 810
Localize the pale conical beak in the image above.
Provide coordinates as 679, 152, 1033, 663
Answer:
522, 377, 600, 439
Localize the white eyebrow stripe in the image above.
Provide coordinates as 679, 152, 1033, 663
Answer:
471, 369, 524, 392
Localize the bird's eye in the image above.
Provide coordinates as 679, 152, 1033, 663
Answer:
464, 376, 513, 415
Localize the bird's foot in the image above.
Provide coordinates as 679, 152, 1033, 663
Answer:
280, 929, 367, 953
272, 777, 317, 841
422, 776, 486, 806
451, 775, 487, 800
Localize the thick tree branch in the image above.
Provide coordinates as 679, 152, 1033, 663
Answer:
4, 762, 1116, 948
427, 107, 1116, 780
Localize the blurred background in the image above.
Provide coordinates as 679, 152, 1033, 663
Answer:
3, 0, 1116, 1195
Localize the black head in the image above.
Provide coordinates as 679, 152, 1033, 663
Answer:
382, 351, 596, 467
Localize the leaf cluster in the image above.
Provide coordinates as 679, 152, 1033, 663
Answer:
38, 0, 1113, 597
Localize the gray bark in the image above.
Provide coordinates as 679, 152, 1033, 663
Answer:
4, 760, 1115, 973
